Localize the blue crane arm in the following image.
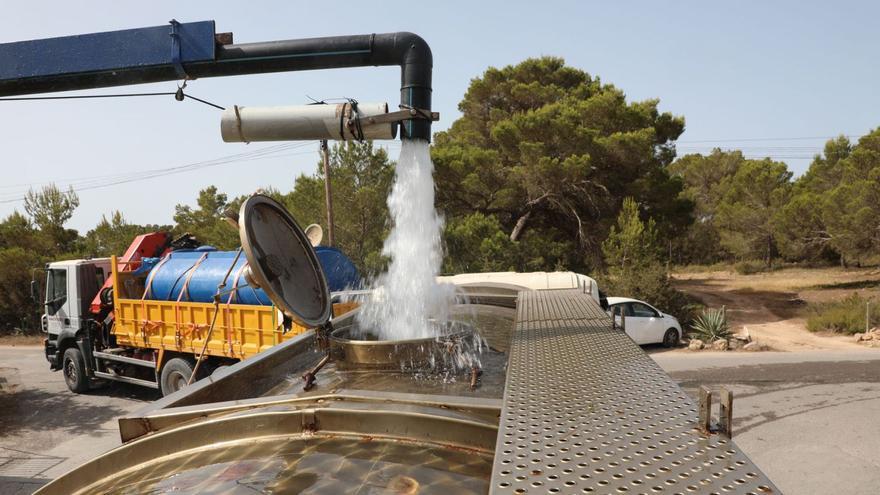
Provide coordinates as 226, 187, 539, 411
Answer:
0, 21, 217, 95
0, 20, 434, 140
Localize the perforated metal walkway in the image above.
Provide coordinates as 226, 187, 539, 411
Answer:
490, 289, 779, 494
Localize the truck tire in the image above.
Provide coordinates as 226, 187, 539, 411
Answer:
159, 357, 196, 396
62, 347, 90, 393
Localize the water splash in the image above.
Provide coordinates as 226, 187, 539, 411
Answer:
356, 139, 457, 341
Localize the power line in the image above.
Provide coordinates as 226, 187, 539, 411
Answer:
0, 143, 308, 192
0, 142, 318, 204
678, 135, 859, 144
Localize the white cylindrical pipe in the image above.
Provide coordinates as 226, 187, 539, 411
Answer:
220, 102, 395, 142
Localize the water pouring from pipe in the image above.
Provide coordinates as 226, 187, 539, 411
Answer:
356, 139, 458, 341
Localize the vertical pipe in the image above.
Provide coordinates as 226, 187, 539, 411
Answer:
321, 140, 336, 246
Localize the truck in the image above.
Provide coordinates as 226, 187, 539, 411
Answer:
37, 231, 359, 396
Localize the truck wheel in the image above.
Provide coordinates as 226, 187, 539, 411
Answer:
62, 347, 90, 393
159, 357, 197, 396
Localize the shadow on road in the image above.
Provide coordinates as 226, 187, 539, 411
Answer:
0, 382, 157, 437
90, 381, 161, 401
0, 476, 47, 495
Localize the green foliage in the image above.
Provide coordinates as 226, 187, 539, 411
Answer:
0, 210, 48, 253
689, 307, 731, 341
0, 246, 44, 332
281, 141, 394, 276
80, 211, 169, 258
668, 150, 743, 264
806, 293, 876, 334
443, 212, 516, 273
715, 159, 791, 264
433, 56, 691, 271
23, 184, 80, 255
602, 198, 660, 269
3, 56, 878, 337
600, 197, 697, 324
670, 150, 792, 266
24, 183, 79, 231
775, 130, 880, 266
172, 186, 239, 250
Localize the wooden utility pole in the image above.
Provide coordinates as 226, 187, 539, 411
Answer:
321, 139, 336, 246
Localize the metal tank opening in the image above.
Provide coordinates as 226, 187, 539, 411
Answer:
328, 319, 479, 371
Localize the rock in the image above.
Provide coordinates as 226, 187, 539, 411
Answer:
728, 338, 743, 350
854, 333, 865, 343
732, 327, 751, 342
861, 332, 874, 341
742, 341, 764, 352
688, 339, 704, 351
711, 339, 728, 351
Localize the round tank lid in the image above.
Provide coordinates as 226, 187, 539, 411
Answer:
238, 194, 330, 327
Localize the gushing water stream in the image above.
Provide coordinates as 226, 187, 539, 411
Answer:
356, 139, 457, 341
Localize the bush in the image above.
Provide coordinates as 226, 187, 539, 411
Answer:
689, 307, 731, 341
806, 293, 876, 334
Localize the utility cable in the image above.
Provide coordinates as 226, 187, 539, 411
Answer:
0, 142, 308, 192
0, 90, 226, 110
0, 143, 317, 204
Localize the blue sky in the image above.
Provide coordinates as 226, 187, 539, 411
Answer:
0, 1, 877, 231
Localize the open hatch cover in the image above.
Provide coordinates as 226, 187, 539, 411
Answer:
238, 194, 331, 327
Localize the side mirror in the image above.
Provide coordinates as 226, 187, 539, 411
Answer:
30, 280, 40, 303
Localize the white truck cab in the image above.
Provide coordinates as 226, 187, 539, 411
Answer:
41, 259, 110, 373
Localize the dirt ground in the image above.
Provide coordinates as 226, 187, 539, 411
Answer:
0, 335, 43, 347
672, 266, 880, 351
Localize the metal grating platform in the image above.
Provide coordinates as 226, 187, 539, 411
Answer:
490, 289, 779, 494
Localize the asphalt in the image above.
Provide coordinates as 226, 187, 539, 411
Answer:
0, 345, 157, 495
2, 345, 879, 494
651, 348, 880, 495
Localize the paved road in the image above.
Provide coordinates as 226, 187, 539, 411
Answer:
652, 348, 880, 495
0, 345, 157, 495
2, 345, 879, 494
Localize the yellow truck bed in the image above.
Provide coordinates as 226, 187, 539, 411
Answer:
110, 255, 356, 360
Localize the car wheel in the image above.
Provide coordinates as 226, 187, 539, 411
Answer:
662, 328, 679, 348
62, 347, 90, 393
159, 357, 197, 396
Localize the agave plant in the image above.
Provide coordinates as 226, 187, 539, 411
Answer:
689, 307, 731, 342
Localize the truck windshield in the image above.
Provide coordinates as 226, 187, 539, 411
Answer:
46, 268, 67, 315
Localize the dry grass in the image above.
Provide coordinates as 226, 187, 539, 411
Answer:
673, 266, 880, 300
670, 266, 880, 351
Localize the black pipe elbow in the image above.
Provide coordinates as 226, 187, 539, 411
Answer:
371, 32, 433, 141
0, 24, 435, 141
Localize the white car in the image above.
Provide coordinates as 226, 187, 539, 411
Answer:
606, 297, 682, 347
